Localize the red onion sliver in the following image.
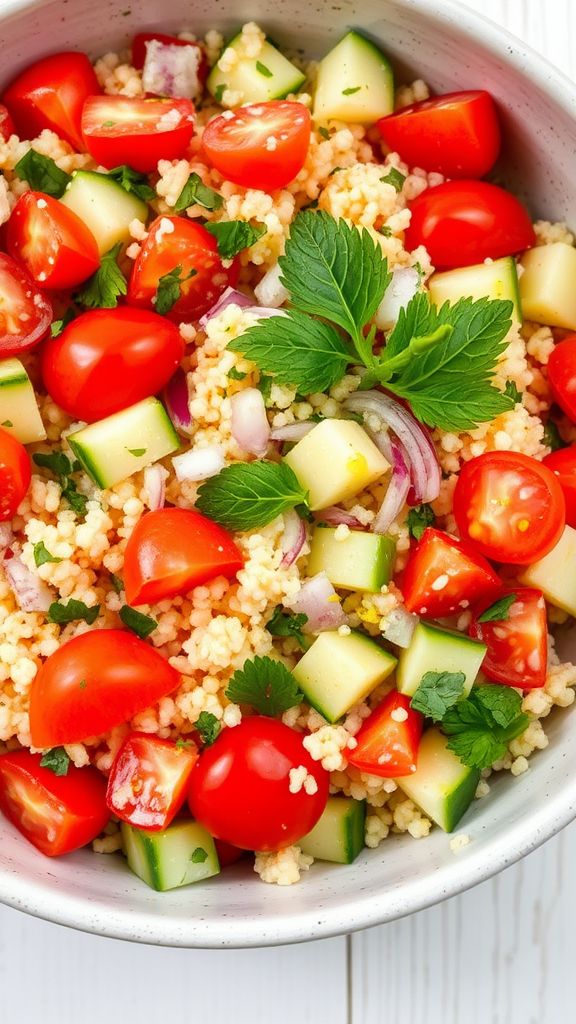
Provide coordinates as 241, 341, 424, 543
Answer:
172, 445, 226, 482
0, 524, 13, 551
316, 506, 362, 528
198, 287, 253, 328
270, 421, 315, 443
163, 367, 193, 436
3, 548, 53, 612
372, 438, 410, 533
231, 388, 271, 457
374, 267, 420, 331
287, 572, 349, 633
143, 464, 168, 510
142, 40, 203, 100
243, 306, 288, 321
280, 509, 307, 567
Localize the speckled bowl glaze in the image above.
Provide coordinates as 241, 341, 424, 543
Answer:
1, 0, 575, 948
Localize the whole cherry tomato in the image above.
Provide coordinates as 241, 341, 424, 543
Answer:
7, 191, 100, 290
81, 96, 195, 173
3, 52, 99, 150
543, 445, 576, 527
547, 337, 576, 423
0, 426, 31, 521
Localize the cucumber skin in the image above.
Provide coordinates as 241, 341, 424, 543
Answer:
67, 435, 106, 489
443, 765, 481, 833
299, 797, 366, 864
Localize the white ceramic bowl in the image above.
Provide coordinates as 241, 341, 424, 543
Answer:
1, 0, 576, 948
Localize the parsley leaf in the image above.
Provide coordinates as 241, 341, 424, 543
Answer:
40, 746, 70, 776
107, 164, 156, 202
214, 83, 226, 103
33, 450, 75, 476
442, 685, 529, 770
225, 655, 303, 716
205, 220, 266, 259
109, 573, 123, 594
119, 605, 157, 638
47, 599, 100, 625
195, 711, 221, 747
380, 167, 406, 191
410, 670, 466, 722
74, 243, 127, 310
191, 847, 208, 863
257, 374, 274, 403
504, 379, 522, 405
406, 503, 436, 541
256, 61, 273, 77
32, 450, 88, 518
155, 265, 197, 316
33, 541, 62, 567
342, 86, 361, 95
14, 149, 71, 197
266, 606, 308, 648
318, 126, 331, 140
477, 593, 517, 623
196, 461, 309, 531
228, 367, 247, 381
543, 420, 565, 451
50, 307, 76, 338
173, 172, 223, 213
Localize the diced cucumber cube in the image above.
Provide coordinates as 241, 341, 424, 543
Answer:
284, 419, 389, 511
307, 526, 395, 592
61, 170, 148, 255
428, 256, 522, 322
207, 33, 305, 107
293, 630, 397, 723
518, 525, 576, 616
121, 820, 220, 891
299, 795, 365, 863
395, 727, 480, 833
313, 31, 394, 124
0, 357, 45, 443
396, 621, 486, 698
68, 397, 179, 489
519, 242, 576, 329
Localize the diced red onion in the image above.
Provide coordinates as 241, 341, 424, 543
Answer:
280, 509, 307, 567
270, 421, 315, 443
142, 40, 203, 100
198, 287, 253, 328
231, 388, 271, 457
372, 438, 410, 533
254, 263, 290, 308
315, 506, 362, 528
374, 267, 421, 330
143, 464, 168, 510
344, 391, 440, 504
3, 548, 53, 612
163, 367, 193, 436
287, 572, 349, 633
243, 306, 288, 321
381, 607, 419, 648
172, 445, 226, 482
0, 524, 13, 551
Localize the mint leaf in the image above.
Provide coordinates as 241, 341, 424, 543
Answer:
205, 220, 266, 259
228, 367, 247, 381
107, 164, 156, 202
174, 172, 223, 213
14, 149, 71, 197
195, 711, 221, 747
380, 167, 405, 191
214, 83, 226, 103
196, 461, 309, 531
406, 503, 436, 541
266, 606, 308, 648
504, 379, 522, 405
225, 655, 303, 716
40, 746, 70, 776
442, 684, 529, 770
155, 265, 197, 316
33, 541, 62, 567
119, 605, 157, 638
477, 593, 517, 624
74, 243, 127, 310
47, 599, 100, 625
410, 671, 466, 722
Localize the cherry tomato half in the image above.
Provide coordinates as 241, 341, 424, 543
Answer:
453, 451, 566, 564
378, 91, 500, 179
81, 96, 195, 173
347, 691, 423, 777
29, 629, 180, 747
127, 216, 239, 322
547, 337, 576, 424
404, 181, 535, 269
543, 445, 576, 528
0, 750, 109, 857
131, 32, 208, 83
106, 732, 197, 830
469, 586, 547, 689
0, 104, 16, 142
188, 717, 329, 851
202, 101, 312, 192
0, 426, 31, 521
3, 52, 99, 151
123, 507, 243, 606
41, 307, 184, 422
0, 253, 52, 356
400, 527, 501, 617
7, 191, 100, 290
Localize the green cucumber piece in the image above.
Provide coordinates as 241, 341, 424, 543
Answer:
68, 397, 179, 489
284, 419, 389, 511
299, 795, 365, 863
0, 357, 45, 443
207, 34, 305, 106
428, 256, 522, 322
121, 820, 220, 891
519, 525, 576, 616
292, 629, 397, 723
519, 242, 576, 330
307, 526, 395, 592
395, 727, 480, 832
313, 31, 394, 124
61, 170, 148, 255
396, 621, 486, 698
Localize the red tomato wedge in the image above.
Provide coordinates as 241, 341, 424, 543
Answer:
543, 445, 576, 528
131, 32, 208, 82
404, 181, 535, 269
547, 337, 576, 423
0, 427, 31, 521
188, 717, 329, 851
202, 101, 311, 192
41, 307, 184, 422
347, 691, 423, 777
453, 451, 566, 564
0, 104, 16, 142
29, 629, 180, 747
81, 96, 195, 173
123, 507, 243, 606
106, 732, 197, 830
2, 52, 99, 151
378, 91, 500, 179
7, 191, 100, 290
0, 253, 52, 356
469, 587, 547, 689
400, 527, 501, 617
127, 215, 239, 322
0, 751, 109, 856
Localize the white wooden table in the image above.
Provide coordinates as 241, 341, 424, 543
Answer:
1, 2, 574, 1020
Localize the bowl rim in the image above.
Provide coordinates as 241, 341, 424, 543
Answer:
1, 0, 576, 948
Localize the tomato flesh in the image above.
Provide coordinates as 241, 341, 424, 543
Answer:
547, 337, 576, 423
453, 451, 566, 564
81, 96, 195, 173
132, 32, 208, 83
0, 104, 16, 142
106, 732, 197, 830
127, 215, 239, 322
2, 52, 99, 151
7, 191, 100, 290
0, 750, 109, 856
400, 527, 501, 617
469, 587, 547, 689
188, 717, 329, 851
404, 180, 535, 269
214, 839, 245, 867
0, 253, 52, 356
543, 445, 576, 528
29, 629, 180, 747
41, 307, 184, 422
347, 691, 423, 777
123, 507, 243, 606
202, 101, 311, 192
0, 426, 31, 521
